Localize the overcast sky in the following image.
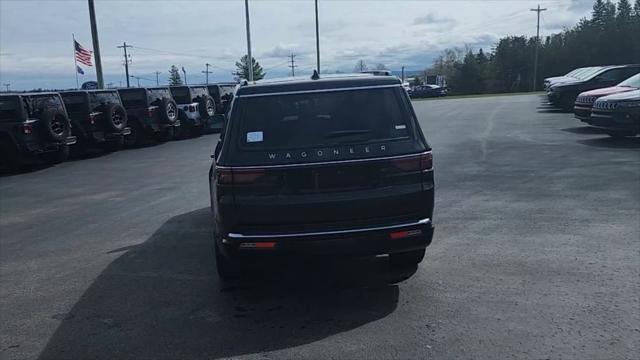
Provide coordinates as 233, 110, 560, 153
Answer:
0, 0, 593, 90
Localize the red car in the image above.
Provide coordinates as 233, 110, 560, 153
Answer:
574, 73, 640, 123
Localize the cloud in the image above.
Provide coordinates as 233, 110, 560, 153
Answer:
413, 13, 457, 27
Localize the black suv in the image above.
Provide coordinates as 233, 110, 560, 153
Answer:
547, 64, 640, 110
206, 83, 237, 132
117, 87, 179, 145
0, 93, 76, 167
589, 89, 640, 137
207, 83, 237, 114
169, 86, 215, 136
60, 90, 130, 153
209, 74, 435, 280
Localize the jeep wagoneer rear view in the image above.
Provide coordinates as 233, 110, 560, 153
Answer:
209, 74, 434, 280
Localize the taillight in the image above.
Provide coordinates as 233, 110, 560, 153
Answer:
22, 123, 33, 135
392, 152, 433, 172
89, 113, 97, 125
147, 107, 155, 118
189, 105, 196, 112
216, 167, 265, 185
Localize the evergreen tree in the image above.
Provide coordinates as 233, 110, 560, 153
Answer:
234, 55, 265, 81
168, 65, 183, 86
592, 0, 607, 26
635, 0, 640, 17
617, 0, 633, 21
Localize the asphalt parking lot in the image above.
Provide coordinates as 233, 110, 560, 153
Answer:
1, 94, 639, 359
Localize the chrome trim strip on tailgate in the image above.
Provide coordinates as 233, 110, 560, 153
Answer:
227, 218, 431, 239
217, 151, 433, 170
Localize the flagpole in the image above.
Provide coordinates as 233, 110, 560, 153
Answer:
72, 33, 79, 89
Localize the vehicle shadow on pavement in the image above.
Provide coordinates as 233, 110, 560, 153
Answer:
577, 136, 640, 149
561, 126, 606, 135
38, 208, 400, 360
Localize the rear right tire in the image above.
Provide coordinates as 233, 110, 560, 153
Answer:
40, 144, 69, 165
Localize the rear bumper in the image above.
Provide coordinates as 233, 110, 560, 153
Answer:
220, 218, 434, 258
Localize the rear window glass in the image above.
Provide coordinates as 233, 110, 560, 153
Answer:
147, 89, 170, 104
119, 90, 146, 107
191, 87, 208, 98
0, 97, 20, 120
61, 94, 86, 113
170, 87, 191, 104
30, 95, 63, 112
235, 87, 412, 150
89, 92, 120, 107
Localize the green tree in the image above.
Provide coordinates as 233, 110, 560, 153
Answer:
617, 0, 633, 20
234, 55, 265, 81
635, 0, 640, 17
168, 65, 183, 86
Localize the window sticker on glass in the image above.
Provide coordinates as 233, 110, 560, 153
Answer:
247, 131, 264, 143
395, 124, 407, 130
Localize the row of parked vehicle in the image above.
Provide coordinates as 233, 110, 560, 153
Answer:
0, 83, 237, 168
544, 64, 640, 137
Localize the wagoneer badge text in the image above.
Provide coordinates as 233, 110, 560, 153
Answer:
266, 144, 388, 161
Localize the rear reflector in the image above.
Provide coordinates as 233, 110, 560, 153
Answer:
22, 123, 33, 135
239, 242, 276, 249
390, 229, 423, 240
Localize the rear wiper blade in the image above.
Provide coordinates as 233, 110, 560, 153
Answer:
324, 129, 372, 138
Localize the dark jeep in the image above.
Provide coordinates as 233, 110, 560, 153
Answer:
169, 86, 215, 136
210, 73, 435, 281
60, 90, 130, 153
206, 83, 237, 132
0, 93, 76, 167
117, 87, 179, 146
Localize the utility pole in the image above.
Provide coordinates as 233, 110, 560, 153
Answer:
154, 71, 160, 86
182, 67, 188, 85
130, 75, 141, 87
202, 63, 212, 84
3, 83, 10, 92
315, 0, 320, 74
531, 4, 547, 91
244, 0, 254, 82
401, 66, 405, 83
117, 42, 132, 87
288, 53, 297, 77
87, 0, 104, 88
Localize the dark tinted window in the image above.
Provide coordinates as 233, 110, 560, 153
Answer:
147, 89, 170, 104
0, 97, 20, 120
30, 95, 64, 114
61, 94, 87, 113
89, 92, 120, 108
119, 90, 146, 107
191, 87, 208, 98
235, 87, 412, 150
170, 87, 191, 103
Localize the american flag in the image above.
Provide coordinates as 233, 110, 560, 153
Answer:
74, 40, 93, 67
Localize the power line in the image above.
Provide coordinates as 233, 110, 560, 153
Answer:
288, 53, 298, 76
531, 4, 547, 91
117, 42, 133, 88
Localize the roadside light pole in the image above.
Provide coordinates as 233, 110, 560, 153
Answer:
244, 0, 254, 82
182, 67, 188, 85
315, 0, 320, 74
87, 0, 104, 89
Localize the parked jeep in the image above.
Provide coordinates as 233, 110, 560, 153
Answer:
0, 93, 76, 167
117, 87, 179, 146
60, 90, 130, 154
206, 83, 237, 132
169, 86, 215, 136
